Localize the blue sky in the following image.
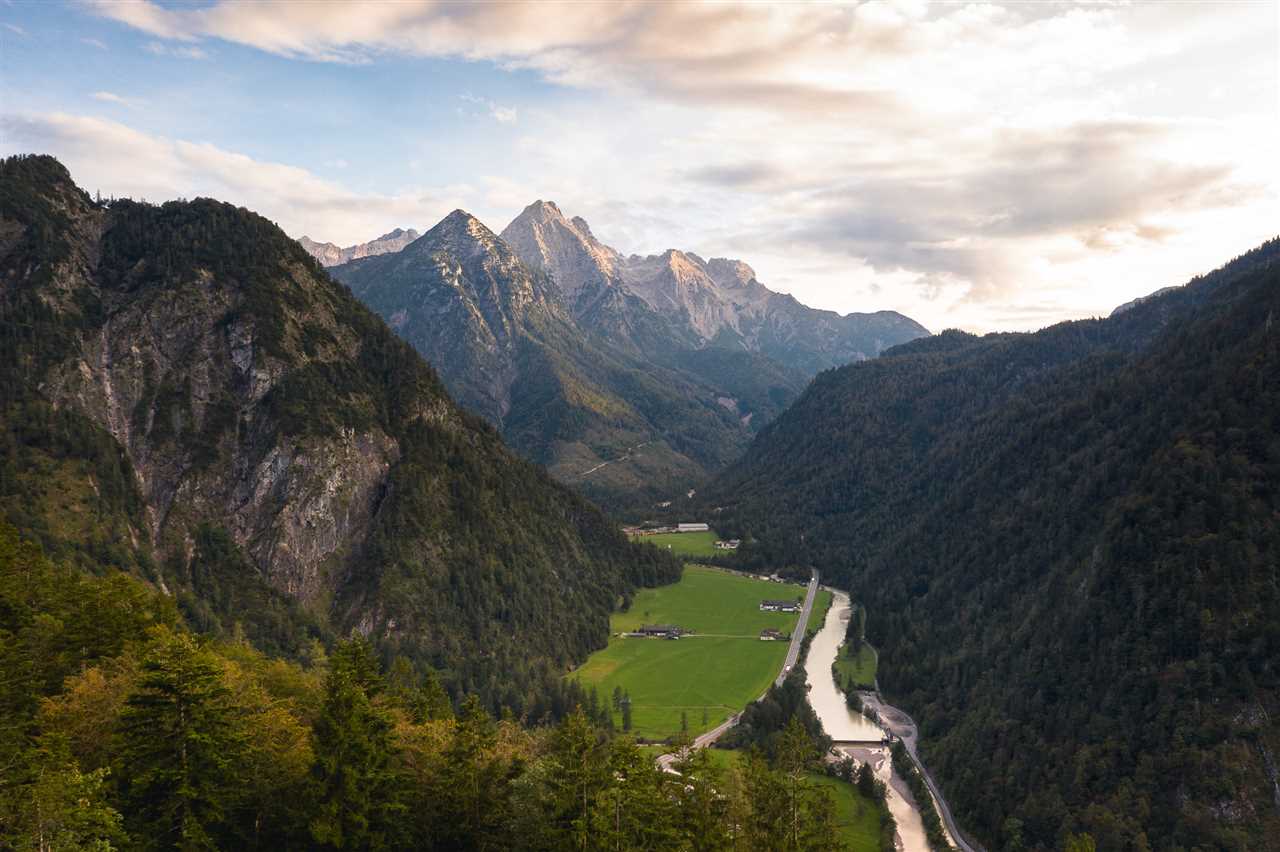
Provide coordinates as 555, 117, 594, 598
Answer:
2, 0, 1277, 332
3, 1, 573, 199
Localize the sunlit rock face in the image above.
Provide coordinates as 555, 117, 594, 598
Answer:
501, 200, 929, 375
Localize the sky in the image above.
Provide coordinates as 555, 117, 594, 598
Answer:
1, 0, 1276, 333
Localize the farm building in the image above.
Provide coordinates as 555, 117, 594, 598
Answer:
759, 628, 785, 641
677, 522, 709, 532
715, 539, 741, 550
635, 624, 685, 639
759, 599, 801, 613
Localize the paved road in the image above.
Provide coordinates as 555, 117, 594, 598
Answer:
658, 572, 820, 773
775, 573, 819, 687
860, 691, 982, 852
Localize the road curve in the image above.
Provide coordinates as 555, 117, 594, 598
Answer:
860, 691, 982, 852
658, 572, 820, 772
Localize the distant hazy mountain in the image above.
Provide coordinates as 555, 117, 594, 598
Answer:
331, 212, 788, 511
298, 227, 420, 266
500, 200, 929, 375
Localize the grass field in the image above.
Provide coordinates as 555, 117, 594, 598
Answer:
701, 750, 882, 850
572, 566, 820, 739
631, 529, 720, 557
833, 644, 879, 690
809, 771, 885, 850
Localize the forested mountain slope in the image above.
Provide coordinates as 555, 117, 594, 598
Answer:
705, 241, 1280, 849
0, 154, 679, 713
331, 212, 797, 512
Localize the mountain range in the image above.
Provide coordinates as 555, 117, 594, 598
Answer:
298, 227, 420, 267
5, 151, 1280, 849
501, 200, 928, 374
702, 238, 1280, 850
320, 201, 927, 511
0, 154, 680, 709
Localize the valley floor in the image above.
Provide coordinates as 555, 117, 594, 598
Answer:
571, 565, 823, 739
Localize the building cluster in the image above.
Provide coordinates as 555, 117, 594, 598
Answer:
759, 599, 801, 613
633, 624, 687, 639
758, 628, 785, 641
714, 539, 741, 550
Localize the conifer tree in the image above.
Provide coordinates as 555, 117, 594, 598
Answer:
118, 628, 246, 851
309, 639, 400, 850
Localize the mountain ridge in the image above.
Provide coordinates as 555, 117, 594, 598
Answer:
299, 226, 421, 267
331, 205, 780, 512
499, 199, 930, 374
0, 153, 680, 709
702, 237, 1280, 849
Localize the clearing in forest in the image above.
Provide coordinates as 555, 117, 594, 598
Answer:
572, 565, 829, 739
630, 529, 720, 557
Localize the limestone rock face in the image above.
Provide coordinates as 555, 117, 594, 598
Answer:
499, 201, 930, 374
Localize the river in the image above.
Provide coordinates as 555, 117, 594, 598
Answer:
807, 590, 931, 852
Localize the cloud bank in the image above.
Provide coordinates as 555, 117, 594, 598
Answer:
54, 2, 1280, 329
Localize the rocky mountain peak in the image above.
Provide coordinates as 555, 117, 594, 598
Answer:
418, 209, 507, 261
377, 227, 418, 241
503, 198, 929, 374
706, 257, 758, 289
500, 199, 621, 305
297, 225, 422, 266
518, 199, 565, 222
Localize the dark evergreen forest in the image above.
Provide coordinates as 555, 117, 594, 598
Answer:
705, 240, 1280, 849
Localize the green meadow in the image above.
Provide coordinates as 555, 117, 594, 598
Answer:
631, 529, 720, 557
834, 644, 879, 690
572, 565, 829, 739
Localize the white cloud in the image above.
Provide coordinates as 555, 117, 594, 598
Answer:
91, 91, 143, 109
0, 112, 475, 244
80, 36, 109, 50
65, 1, 1280, 330
144, 40, 208, 60
2, 22, 27, 36
459, 93, 518, 124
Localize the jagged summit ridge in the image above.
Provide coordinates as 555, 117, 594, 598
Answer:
298, 226, 421, 266
499, 199, 623, 305
500, 201, 929, 372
